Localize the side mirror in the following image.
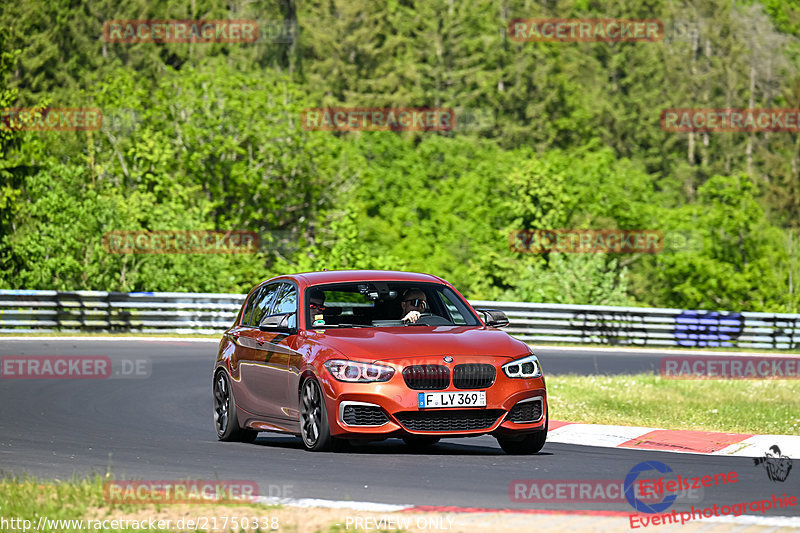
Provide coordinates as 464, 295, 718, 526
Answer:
259, 312, 297, 334
475, 308, 509, 328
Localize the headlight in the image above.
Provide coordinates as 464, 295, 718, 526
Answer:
324, 360, 395, 383
502, 354, 542, 379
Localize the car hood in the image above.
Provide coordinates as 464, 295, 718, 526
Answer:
304, 326, 530, 362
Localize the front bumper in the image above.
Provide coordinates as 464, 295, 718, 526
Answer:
317, 359, 547, 438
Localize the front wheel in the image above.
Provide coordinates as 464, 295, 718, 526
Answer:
213, 371, 258, 443
496, 416, 547, 455
299, 378, 346, 452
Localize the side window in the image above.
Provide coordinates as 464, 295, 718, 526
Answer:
437, 288, 474, 325
249, 284, 280, 326
240, 286, 263, 326
271, 283, 298, 328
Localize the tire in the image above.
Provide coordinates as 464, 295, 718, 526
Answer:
299, 378, 347, 452
402, 436, 441, 448
213, 371, 258, 443
496, 415, 547, 455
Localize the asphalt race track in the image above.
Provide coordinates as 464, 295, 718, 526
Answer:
0, 338, 796, 517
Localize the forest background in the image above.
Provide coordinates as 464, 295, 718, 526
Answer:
2, 0, 800, 312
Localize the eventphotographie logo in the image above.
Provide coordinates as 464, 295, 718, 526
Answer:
625, 461, 678, 514
103, 20, 258, 43
754, 446, 793, 482
629, 496, 796, 529
509, 18, 663, 42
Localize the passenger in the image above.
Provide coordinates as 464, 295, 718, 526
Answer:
308, 288, 326, 312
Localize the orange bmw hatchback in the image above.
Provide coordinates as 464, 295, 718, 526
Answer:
213, 270, 547, 453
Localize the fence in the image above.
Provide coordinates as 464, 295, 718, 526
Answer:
1, 290, 798, 350
0, 290, 242, 335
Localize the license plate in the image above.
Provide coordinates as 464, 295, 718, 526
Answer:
418, 391, 486, 408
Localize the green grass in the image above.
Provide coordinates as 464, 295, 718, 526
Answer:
0, 475, 405, 533
0, 475, 137, 533
548, 373, 800, 435
0, 474, 282, 532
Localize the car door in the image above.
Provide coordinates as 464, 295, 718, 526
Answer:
232, 282, 280, 416
238, 282, 299, 421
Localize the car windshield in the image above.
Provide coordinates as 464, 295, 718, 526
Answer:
305, 282, 480, 329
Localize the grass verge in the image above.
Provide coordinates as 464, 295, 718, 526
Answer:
0, 475, 784, 532
548, 373, 800, 435
0, 475, 467, 532
0, 475, 284, 532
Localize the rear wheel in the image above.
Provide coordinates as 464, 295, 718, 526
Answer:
496, 416, 547, 455
299, 378, 347, 452
402, 436, 441, 449
213, 371, 258, 443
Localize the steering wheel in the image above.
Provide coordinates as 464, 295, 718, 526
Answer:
407, 313, 452, 326
403, 312, 431, 324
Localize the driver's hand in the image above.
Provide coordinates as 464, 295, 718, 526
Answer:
402, 311, 421, 323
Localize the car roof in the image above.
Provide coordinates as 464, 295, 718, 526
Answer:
277, 270, 446, 287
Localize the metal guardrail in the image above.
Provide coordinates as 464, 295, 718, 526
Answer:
1, 290, 798, 350
0, 290, 244, 335
471, 300, 800, 350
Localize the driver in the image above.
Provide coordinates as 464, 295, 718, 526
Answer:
400, 288, 427, 323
